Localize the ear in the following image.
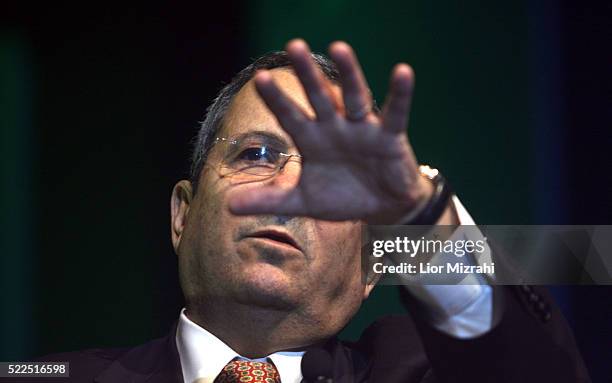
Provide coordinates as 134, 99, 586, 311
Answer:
171, 180, 193, 253
363, 277, 378, 300
360, 232, 380, 300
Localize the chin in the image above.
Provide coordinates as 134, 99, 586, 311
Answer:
236, 263, 304, 310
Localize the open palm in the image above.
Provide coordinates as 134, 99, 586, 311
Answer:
228, 39, 431, 224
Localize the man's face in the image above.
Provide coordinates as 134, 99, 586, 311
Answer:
171, 69, 372, 342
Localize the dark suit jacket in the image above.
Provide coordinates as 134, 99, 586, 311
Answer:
24, 285, 590, 383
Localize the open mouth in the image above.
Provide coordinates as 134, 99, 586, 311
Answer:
247, 230, 301, 251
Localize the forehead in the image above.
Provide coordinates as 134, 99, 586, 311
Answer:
218, 68, 338, 144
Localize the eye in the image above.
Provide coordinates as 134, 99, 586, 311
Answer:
235, 146, 279, 164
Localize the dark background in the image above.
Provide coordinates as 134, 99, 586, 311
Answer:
1, 1, 610, 381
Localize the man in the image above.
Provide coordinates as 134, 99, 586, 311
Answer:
32, 39, 590, 382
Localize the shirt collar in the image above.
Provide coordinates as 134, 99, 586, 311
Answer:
175, 308, 304, 383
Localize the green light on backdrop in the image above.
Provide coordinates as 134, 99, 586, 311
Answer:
0, 33, 35, 360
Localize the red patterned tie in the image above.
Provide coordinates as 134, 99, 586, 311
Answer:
214, 358, 281, 383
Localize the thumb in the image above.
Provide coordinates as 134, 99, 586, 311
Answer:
228, 186, 305, 216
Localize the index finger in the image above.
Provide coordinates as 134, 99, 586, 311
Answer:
286, 39, 338, 121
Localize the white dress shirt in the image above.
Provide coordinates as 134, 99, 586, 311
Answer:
176, 196, 493, 383
405, 196, 493, 338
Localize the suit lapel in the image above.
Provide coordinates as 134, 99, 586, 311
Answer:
94, 321, 183, 383
322, 337, 370, 383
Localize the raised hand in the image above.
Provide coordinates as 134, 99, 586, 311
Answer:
228, 39, 434, 224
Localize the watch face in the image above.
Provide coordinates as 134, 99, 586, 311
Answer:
419, 165, 439, 180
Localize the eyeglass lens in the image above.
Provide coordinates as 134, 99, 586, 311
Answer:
218, 136, 296, 177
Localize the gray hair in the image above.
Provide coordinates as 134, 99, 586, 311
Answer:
189, 50, 340, 193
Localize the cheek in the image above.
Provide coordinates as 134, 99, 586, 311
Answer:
184, 176, 233, 256
312, 221, 363, 276
307, 222, 365, 326
315, 221, 361, 252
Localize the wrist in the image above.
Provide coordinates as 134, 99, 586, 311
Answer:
366, 177, 432, 225
393, 175, 435, 223
366, 165, 455, 225
394, 165, 455, 226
